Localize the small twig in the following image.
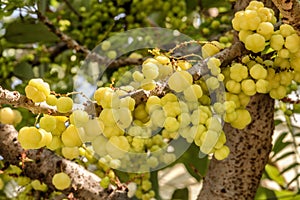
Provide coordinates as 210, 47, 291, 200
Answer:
97, 22, 115, 43
62, 0, 83, 19
36, 10, 90, 55
34, 113, 41, 126
109, 57, 144, 69
281, 97, 300, 104
170, 53, 203, 61
168, 40, 206, 55
66, 91, 92, 101
36, 11, 142, 69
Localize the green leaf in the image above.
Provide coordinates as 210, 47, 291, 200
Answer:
294, 132, 300, 137
13, 61, 34, 79
272, 132, 291, 156
4, 21, 58, 43
254, 186, 276, 200
113, 170, 130, 183
293, 104, 300, 113
171, 188, 189, 200
274, 190, 300, 199
287, 174, 300, 188
175, 143, 209, 181
150, 171, 161, 200
265, 164, 286, 187
273, 141, 292, 157
5, 165, 22, 175
274, 119, 283, 126
274, 151, 295, 162
280, 162, 300, 175
14, 107, 35, 130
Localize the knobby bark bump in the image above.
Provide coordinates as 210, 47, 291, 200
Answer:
198, 94, 275, 199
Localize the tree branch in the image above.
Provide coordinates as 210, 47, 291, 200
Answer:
281, 96, 300, 104
36, 11, 90, 55
36, 11, 143, 68
272, 0, 300, 33
198, 94, 275, 199
188, 41, 247, 80
234, 0, 279, 13
0, 124, 129, 200
62, 0, 83, 19
0, 86, 61, 115
1, 41, 246, 116
108, 57, 144, 69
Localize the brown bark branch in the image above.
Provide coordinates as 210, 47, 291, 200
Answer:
0, 86, 62, 115
36, 11, 90, 55
108, 57, 144, 69
188, 41, 248, 80
36, 11, 142, 68
234, 0, 279, 13
281, 96, 300, 104
1, 41, 246, 116
271, 0, 300, 33
198, 94, 275, 199
196, 2, 280, 198
30, 42, 69, 66
0, 82, 161, 116
0, 124, 129, 200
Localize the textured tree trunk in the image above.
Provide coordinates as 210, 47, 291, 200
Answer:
0, 124, 129, 200
198, 94, 275, 199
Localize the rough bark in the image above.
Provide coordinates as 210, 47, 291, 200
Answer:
234, 0, 279, 13
0, 86, 60, 115
272, 0, 300, 34
198, 94, 275, 199
188, 41, 249, 81
0, 124, 129, 200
